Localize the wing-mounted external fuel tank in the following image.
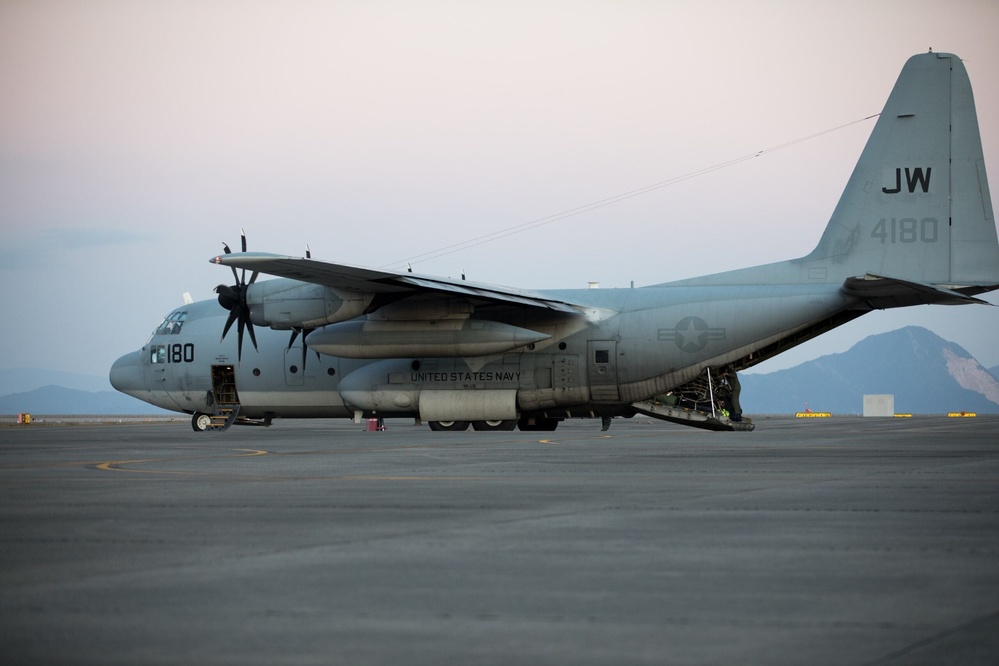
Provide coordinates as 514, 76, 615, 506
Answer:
337, 353, 589, 422
338, 357, 524, 421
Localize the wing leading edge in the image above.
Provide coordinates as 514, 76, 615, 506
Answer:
211, 252, 583, 314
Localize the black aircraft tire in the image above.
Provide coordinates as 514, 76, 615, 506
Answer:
471, 420, 518, 431
191, 413, 212, 432
428, 420, 471, 432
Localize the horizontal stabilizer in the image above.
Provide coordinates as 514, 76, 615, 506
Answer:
842, 274, 996, 308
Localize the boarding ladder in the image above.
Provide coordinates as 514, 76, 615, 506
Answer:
209, 374, 240, 431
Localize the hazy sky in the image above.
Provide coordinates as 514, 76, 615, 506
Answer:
2, 0, 998, 383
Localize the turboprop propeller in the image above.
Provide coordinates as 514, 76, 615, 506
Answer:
214, 230, 258, 362
285, 245, 322, 371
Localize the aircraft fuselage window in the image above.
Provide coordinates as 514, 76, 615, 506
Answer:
153, 311, 188, 336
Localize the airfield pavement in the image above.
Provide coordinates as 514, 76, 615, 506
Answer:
1, 415, 998, 665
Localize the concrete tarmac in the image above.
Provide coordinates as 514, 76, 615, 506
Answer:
1, 416, 998, 665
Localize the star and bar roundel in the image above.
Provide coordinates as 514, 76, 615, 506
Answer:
658, 317, 726, 353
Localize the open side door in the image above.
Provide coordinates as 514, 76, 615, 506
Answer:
210, 365, 241, 430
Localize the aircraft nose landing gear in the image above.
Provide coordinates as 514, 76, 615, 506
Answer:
192, 413, 212, 431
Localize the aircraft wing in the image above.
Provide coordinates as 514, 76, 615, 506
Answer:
212, 252, 583, 314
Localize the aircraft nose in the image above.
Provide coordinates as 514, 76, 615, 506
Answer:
109, 351, 144, 394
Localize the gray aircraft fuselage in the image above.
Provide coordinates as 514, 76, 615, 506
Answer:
111, 280, 851, 419
110, 52, 999, 432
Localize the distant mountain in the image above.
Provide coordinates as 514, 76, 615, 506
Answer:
0, 385, 170, 415
740, 327, 999, 414
0, 367, 110, 395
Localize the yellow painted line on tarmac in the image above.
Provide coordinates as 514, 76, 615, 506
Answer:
233, 448, 269, 457
96, 458, 161, 472
95, 448, 269, 474
796, 412, 831, 418
948, 412, 977, 418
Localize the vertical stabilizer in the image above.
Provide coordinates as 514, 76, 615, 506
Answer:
807, 52, 999, 287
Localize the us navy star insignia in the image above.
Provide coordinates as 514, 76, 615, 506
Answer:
658, 316, 726, 353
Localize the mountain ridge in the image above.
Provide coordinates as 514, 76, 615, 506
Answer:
740, 326, 999, 414
0, 367, 111, 395
0, 385, 170, 416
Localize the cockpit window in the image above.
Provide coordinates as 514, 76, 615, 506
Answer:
153, 311, 188, 336
151, 346, 167, 364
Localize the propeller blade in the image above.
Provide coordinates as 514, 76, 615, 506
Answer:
221, 243, 240, 283
288, 327, 320, 371
236, 317, 245, 363
238, 231, 248, 284
245, 317, 258, 352
221, 308, 239, 342
289, 327, 306, 369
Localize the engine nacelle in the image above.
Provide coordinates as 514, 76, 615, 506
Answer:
246, 279, 373, 329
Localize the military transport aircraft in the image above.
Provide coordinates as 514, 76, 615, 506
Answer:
111, 52, 999, 432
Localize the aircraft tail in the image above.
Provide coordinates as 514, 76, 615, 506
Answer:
665, 52, 999, 301
805, 51, 999, 296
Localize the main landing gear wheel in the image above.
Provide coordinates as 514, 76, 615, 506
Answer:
191, 412, 212, 432
428, 420, 470, 432
471, 420, 518, 431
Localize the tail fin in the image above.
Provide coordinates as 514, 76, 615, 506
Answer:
807, 51, 999, 292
